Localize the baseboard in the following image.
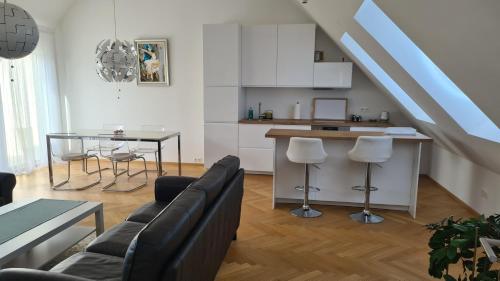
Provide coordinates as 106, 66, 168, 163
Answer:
423, 175, 480, 216
165, 162, 204, 167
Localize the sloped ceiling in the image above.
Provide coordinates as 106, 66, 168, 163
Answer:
9, 0, 76, 29
297, 0, 500, 174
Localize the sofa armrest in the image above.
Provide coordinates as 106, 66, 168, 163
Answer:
155, 176, 197, 202
0, 172, 16, 205
0, 269, 93, 281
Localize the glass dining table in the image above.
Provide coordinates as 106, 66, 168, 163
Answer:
45, 130, 181, 186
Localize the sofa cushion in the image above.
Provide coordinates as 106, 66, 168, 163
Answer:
215, 155, 240, 183
154, 176, 197, 202
122, 189, 206, 281
189, 164, 226, 209
50, 252, 123, 281
126, 201, 168, 224
0, 172, 16, 206
86, 221, 145, 257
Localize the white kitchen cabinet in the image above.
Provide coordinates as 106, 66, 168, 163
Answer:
242, 25, 278, 87
313, 62, 353, 88
277, 24, 315, 87
204, 87, 244, 123
203, 24, 241, 87
238, 124, 274, 149
204, 123, 238, 168
238, 124, 311, 173
239, 148, 274, 173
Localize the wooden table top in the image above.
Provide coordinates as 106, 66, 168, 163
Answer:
265, 129, 433, 142
239, 119, 392, 127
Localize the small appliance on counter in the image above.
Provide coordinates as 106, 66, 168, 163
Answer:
256, 102, 273, 120
351, 114, 362, 122
262, 110, 273, 120
380, 111, 390, 122
293, 102, 301, 119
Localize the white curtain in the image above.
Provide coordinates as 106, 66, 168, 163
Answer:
0, 31, 62, 174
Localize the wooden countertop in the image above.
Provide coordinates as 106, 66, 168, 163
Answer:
265, 129, 433, 142
239, 119, 392, 127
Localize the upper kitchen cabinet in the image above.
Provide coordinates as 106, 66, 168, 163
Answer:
242, 25, 278, 87
203, 24, 241, 87
277, 24, 315, 87
313, 62, 353, 88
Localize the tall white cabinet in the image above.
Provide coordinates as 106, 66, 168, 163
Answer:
203, 24, 243, 168
203, 24, 241, 87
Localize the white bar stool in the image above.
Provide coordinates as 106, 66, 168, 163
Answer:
286, 137, 327, 218
348, 136, 393, 224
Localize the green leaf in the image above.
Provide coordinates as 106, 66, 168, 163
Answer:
433, 248, 447, 260
447, 246, 457, 260
452, 224, 470, 232
476, 256, 492, 272
450, 239, 469, 248
463, 260, 474, 271
444, 274, 457, 281
461, 249, 474, 259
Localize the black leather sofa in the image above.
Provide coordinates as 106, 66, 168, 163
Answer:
0, 172, 16, 206
0, 156, 244, 281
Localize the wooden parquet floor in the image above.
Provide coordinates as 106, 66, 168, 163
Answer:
13, 162, 475, 281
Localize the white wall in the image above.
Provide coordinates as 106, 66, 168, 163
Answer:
10, 0, 75, 30
430, 145, 500, 215
55, 0, 315, 163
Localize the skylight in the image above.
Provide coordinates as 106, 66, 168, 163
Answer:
354, 0, 500, 142
340, 33, 435, 124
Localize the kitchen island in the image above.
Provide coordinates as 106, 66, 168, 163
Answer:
265, 129, 432, 218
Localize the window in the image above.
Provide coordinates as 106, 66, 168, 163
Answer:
340, 33, 434, 124
0, 32, 62, 173
354, 0, 500, 142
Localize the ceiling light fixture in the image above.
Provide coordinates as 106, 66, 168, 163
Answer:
0, 0, 39, 59
96, 0, 137, 82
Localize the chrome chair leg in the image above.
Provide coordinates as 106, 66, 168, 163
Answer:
350, 163, 384, 224
291, 164, 322, 218
53, 157, 102, 191
142, 151, 166, 176
155, 151, 167, 176
53, 161, 71, 189
102, 157, 148, 193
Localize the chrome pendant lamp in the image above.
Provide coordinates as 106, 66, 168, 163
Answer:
96, 0, 137, 82
0, 0, 39, 59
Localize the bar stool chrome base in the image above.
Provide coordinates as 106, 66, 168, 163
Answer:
350, 210, 384, 224
291, 207, 322, 218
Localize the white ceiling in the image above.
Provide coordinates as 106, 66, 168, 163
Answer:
9, 0, 76, 29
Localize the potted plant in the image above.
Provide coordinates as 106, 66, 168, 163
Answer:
426, 214, 500, 281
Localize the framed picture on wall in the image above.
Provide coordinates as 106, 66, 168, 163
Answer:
135, 39, 170, 85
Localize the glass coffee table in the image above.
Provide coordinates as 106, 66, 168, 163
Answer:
0, 199, 104, 269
